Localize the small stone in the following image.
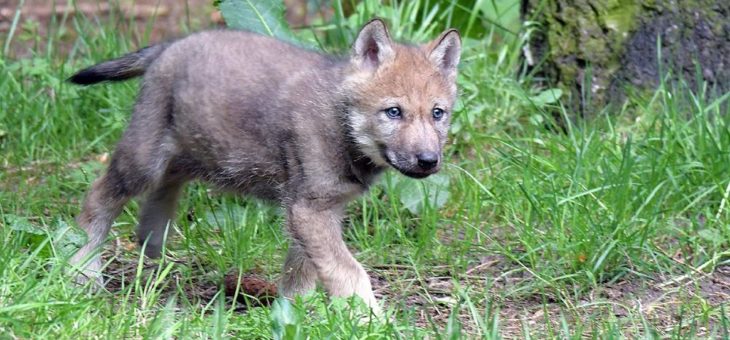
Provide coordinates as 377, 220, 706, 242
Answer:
703, 68, 714, 81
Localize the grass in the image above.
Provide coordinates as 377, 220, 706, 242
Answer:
1, 0, 729, 338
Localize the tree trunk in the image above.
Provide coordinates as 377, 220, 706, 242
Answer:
522, 0, 730, 116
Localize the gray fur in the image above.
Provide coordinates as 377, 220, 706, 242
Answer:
68, 20, 461, 313
69, 43, 171, 84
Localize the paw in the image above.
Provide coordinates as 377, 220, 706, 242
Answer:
68, 256, 104, 289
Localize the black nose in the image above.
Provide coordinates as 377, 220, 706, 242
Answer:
416, 152, 439, 170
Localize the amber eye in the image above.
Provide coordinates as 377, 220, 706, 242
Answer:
385, 107, 402, 119
432, 108, 445, 120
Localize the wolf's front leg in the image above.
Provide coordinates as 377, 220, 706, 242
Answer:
285, 200, 379, 313
279, 240, 317, 297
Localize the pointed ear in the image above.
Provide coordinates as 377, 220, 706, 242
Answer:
428, 29, 461, 80
352, 19, 395, 71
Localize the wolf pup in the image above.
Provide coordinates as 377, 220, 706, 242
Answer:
68, 19, 461, 312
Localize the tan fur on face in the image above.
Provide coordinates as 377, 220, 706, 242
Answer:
345, 44, 456, 169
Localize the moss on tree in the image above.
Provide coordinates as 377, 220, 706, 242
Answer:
523, 0, 730, 115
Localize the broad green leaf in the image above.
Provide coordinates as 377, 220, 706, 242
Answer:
271, 298, 302, 340
5, 214, 44, 234
480, 0, 522, 36
218, 0, 299, 45
398, 173, 451, 214
530, 88, 563, 106
52, 219, 88, 258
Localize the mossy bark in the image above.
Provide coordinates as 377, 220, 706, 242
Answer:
522, 0, 730, 115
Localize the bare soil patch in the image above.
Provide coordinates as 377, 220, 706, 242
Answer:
370, 254, 729, 337
63, 218, 730, 337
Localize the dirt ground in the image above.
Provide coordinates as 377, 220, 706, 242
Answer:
99, 234, 730, 337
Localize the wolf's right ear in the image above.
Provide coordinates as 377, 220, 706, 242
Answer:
428, 29, 461, 81
352, 19, 395, 71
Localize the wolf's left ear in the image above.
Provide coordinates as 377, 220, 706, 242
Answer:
352, 19, 395, 71
428, 29, 461, 80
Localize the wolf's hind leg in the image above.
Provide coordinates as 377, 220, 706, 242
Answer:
70, 71, 178, 286
69, 164, 140, 285
136, 179, 185, 258
70, 139, 174, 285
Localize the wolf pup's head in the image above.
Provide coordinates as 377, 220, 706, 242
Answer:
344, 19, 461, 179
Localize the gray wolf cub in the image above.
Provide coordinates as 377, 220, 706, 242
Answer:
68, 19, 461, 312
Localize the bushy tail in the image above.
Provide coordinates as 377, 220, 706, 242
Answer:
68, 43, 171, 85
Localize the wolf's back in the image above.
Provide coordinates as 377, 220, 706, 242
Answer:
68, 43, 171, 85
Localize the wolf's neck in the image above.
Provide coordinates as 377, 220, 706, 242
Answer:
336, 100, 385, 188
346, 145, 384, 188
